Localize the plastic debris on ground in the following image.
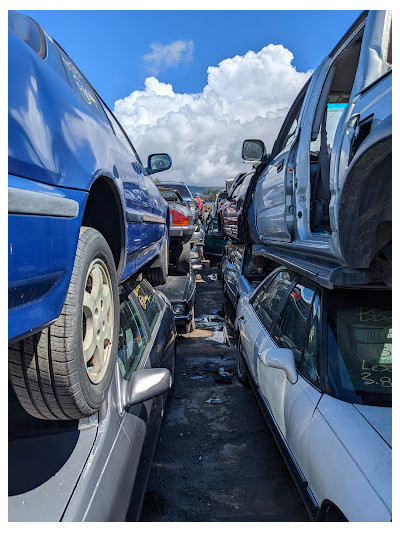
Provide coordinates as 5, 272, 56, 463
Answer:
206, 398, 229, 404
205, 330, 225, 344
214, 367, 233, 384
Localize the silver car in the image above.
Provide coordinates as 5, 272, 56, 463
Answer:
243, 11, 392, 286
9, 278, 176, 521
236, 266, 392, 521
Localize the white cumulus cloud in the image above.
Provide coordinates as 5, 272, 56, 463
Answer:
114, 44, 312, 187
143, 40, 194, 76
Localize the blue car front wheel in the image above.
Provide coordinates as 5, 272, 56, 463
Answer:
9, 227, 119, 420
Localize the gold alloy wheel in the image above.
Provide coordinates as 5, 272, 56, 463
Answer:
82, 258, 114, 384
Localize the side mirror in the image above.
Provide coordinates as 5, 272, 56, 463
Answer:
258, 348, 297, 384
146, 153, 172, 174
125, 368, 172, 409
242, 139, 265, 162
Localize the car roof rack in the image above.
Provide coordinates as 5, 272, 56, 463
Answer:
252, 244, 376, 290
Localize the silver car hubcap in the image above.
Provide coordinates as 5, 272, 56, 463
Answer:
82, 259, 114, 384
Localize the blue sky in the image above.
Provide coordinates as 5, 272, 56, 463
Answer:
22, 10, 361, 108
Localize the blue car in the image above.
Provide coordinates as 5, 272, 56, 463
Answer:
8, 11, 172, 421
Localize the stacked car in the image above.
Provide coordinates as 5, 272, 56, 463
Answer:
8, 7, 392, 524
224, 9, 392, 522
8, 10, 179, 521
219, 171, 255, 240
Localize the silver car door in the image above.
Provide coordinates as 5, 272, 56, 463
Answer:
254, 84, 308, 244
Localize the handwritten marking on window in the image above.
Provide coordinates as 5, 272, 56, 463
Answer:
356, 307, 392, 323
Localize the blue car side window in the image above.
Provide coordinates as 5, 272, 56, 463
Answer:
101, 104, 141, 163
8, 11, 46, 58
54, 44, 110, 128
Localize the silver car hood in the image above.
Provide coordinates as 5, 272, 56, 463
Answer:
353, 404, 392, 448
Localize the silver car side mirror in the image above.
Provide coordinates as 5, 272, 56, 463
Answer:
242, 139, 265, 161
125, 368, 172, 409
258, 348, 297, 384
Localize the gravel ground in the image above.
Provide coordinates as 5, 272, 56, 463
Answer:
140, 261, 309, 522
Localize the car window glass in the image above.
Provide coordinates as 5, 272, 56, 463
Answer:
274, 279, 316, 364
55, 44, 110, 128
252, 271, 295, 331
238, 173, 253, 199
283, 118, 298, 149
386, 20, 392, 65
299, 292, 321, 386
231, 182, 243, 199
102, 104, 140, 161
9, 11, 46, 58
125, 279, 162, 332
276, 92, 305, 153
326, 289, 391, 407
159, 184, 191, 199
118, 293, 148, 380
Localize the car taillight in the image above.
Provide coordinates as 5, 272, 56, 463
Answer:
170, 207, 189, 226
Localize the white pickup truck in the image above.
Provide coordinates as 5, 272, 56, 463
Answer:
242, 10, 392, 287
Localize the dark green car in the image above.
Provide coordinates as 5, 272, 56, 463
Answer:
203, 217, 228, 263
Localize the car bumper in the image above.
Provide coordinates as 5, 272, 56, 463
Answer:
170, 225, 195, 237
174, 308, 194, 326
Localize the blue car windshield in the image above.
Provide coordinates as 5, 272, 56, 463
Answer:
326, 289, 392, 407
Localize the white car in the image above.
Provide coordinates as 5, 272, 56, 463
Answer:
236, 266, 392, 521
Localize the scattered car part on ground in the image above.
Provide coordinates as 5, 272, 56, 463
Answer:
9, 277, 177, 521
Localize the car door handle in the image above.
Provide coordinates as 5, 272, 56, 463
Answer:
238, 316, 246, 323
276, 160, 284, 173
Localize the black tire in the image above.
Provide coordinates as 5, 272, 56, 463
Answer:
237, 341, 250, 387
8, 227, 119, 420
172, 241, 191, 275
145, 232, 169, 286
316, 503, 347, 522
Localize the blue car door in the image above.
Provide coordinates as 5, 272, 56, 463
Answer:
101, 106, 144, 276
138, 174, 166, 257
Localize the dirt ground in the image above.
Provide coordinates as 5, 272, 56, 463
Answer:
140, 262, 309, 522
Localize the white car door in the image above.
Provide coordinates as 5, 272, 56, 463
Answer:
257, 279, 323, 480
240, 269, 296, 379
